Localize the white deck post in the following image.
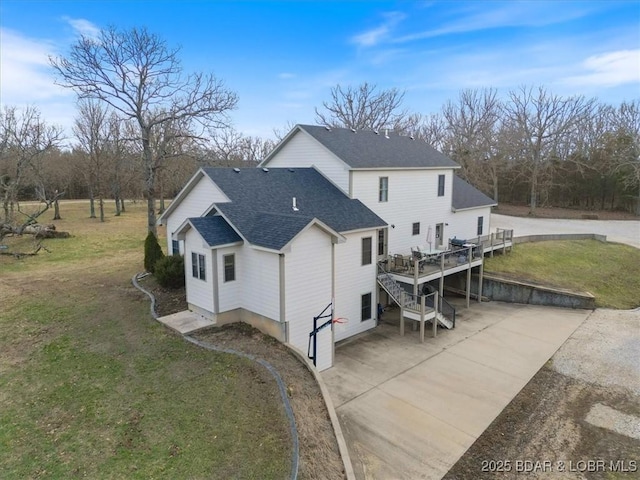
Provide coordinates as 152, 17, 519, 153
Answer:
439, 253, 445, 297
400, 292, 405, 337
432, 293, 438, 338
466, 246, 472, 308
478, 261, 484, 303
420, 294, 425, 343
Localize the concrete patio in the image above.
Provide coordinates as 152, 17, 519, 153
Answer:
322, 299, 590, 479
156, 310, 215, 334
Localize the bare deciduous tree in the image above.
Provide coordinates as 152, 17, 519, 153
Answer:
442, 88, 503, 201
0, 106, 63, 223
73, 99, 111, 221
51, 26, 238, 234
315, 82, 410, 132
501, 86, 596, 213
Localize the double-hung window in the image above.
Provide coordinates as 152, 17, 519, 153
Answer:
191, 252, 206, 281
362, 237, 372, 265
223, 254, 235, 282
361, 293, 372, 321
412, 222, 420, 235
379, 177, 388, 202
477, 216, 484, 236
437, 174, 445, 197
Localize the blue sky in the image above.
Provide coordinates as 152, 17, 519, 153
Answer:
1, 0, 638, 140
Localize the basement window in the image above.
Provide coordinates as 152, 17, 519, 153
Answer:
361, 293, 372, 322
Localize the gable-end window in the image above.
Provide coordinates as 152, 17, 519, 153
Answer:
379, 177, 388, 202
191, 252, 206, 281
362, 237, 372, 265
412, 222, 420, 236
223, 254, 235, 282
172, 240, 180, 256
437, 174, 445, 197
477, 216, 484, 236
361, 293, 372, 322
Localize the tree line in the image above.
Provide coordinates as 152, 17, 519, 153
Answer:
1, 26, 638, 239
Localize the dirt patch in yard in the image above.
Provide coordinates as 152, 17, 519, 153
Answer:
140, 276, 346, 480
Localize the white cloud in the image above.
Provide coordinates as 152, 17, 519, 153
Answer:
0, 28, 68, 102
0, 28, 76, 139
351, 11, 406, 47
63, 17, 101, 40
393, 1, 603, 44
562, 49, 640, 87
278, 72, 296, 80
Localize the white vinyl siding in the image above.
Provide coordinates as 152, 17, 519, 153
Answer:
263, 131, 350, 194
333, 230, 378, 342
241, 247, 280, 321
351, 169, 453, 255
184, 228, 214, 315
164, 175, 229, 254
285, 226, 333, 371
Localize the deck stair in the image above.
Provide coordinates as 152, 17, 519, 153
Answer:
377, 264, 454, 329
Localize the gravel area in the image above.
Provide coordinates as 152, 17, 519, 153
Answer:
553, 308, 640, 396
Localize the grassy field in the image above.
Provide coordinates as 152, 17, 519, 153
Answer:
0, 201, 291, 479
484, 239, 640, 309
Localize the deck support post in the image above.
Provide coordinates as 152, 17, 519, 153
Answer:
466, 246, 472, 308
420, 295, 425, 343
399, 292, 405, 337
432, 293, 438, 338
478, 262, 484, 303
413, 258, 419, 296
439, 253, 445, 297
490, 233, 495, 258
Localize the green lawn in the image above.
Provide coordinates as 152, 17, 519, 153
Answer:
484, 239, 640, 309
0, 201, 291, 479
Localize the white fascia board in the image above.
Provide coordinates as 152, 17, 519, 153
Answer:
451, 204, 497, 213
279, 218, 346, 252
339, 225, 388, 236
351, 165, 461, 171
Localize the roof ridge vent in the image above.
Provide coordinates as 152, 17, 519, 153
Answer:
233, 167, 240, 173
262, 167, 269, 172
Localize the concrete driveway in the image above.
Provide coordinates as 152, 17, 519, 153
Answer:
322, 300, 590, 480
492, 213, 640, 248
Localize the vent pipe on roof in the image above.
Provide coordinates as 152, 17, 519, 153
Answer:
385, 128, 389, 139
262, 167, 269, 172
374, 129, 379, 135
233, 168, 240, 173
350, 128, 356, 132
292, 197, 299, 212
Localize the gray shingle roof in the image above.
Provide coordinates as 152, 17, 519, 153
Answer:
189, 216, 242, 247
298, 124, 460, 169
202, 167, 387, 250
452, 176, 497, 210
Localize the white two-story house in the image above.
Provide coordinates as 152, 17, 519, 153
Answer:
159, 125, 502, 371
